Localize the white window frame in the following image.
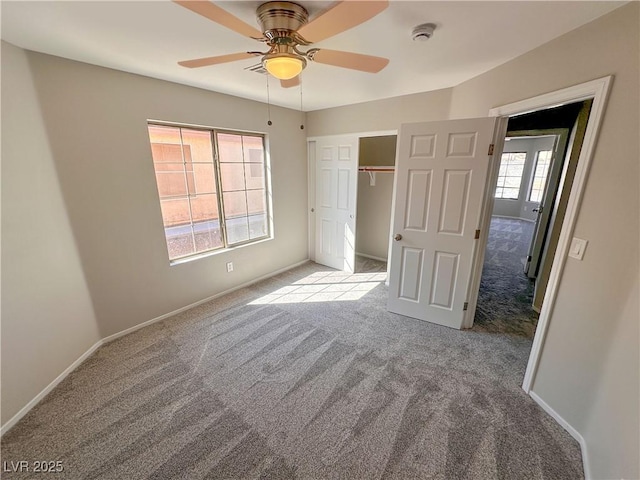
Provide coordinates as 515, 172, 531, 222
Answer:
147, 122, 271, 263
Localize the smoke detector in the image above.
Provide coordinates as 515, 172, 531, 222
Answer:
412, 23, 436, 41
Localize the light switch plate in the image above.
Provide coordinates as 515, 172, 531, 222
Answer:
568, 237, 588, 260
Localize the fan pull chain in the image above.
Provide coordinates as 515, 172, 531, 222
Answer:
299, 80, 304, 130
266, 74, 273, 126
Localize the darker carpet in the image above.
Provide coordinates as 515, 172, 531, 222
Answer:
474, 217, 539, 338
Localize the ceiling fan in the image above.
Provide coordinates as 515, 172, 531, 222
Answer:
174, 0, 390, 88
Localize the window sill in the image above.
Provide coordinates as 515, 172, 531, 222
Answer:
169, 236, 273, 266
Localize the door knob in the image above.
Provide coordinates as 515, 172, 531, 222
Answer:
394, 234, 402, 241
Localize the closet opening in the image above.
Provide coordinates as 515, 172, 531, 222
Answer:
355, 135, 397, 273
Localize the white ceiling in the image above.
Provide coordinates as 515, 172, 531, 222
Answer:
1, 1, 625, 111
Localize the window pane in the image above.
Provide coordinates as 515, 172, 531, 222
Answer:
160, 198, 191, 227
148, 125, 181, 156
243, 136, 264, 163
503, 176, 521, 188
506, 163, 524, 176
220, 163, 246, 192
530, 190, 542, 203
224, 191, 249, 245
249, 213, 268, 239
193, 163, 216, 194
181, 129, 214, 163
528, 150, 553, 202
165, 224, 195, 259
495, 152, 526, 199
194, 220, 223, 251
503, 188, 519, 199
227, 219, 250, 245
155, 171, 187, 198
244, 163, 265, 190
246, 189, 266, 215
190, 193, 219, 224
223, 191, 248, 218
218, 133, 243, 162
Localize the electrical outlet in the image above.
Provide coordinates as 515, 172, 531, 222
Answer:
226, 262, 234, 272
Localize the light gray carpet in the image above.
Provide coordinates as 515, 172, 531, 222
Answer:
474, 217, 540, 338
1, 260, 583, 479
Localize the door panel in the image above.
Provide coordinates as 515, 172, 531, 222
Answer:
314, 135, 358, 272
405, 170, 432, 230
388, 118, 496, 329
430, 251, 459, 309
399, 247, 423, 301
439, 170, 471, 234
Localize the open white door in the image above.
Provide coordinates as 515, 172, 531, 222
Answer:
524, 130, 569, 278
314, 135, 359, 272
387, 118, 497, 329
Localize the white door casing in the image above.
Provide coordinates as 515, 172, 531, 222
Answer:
387, 118, 497, 329
314, 135, 359, 272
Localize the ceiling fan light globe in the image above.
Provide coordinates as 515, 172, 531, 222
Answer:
263, 55, 305, 80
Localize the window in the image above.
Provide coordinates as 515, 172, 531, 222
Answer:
147, 124, 269, 262
495, 152, 526, 199
528, 150, 552, 203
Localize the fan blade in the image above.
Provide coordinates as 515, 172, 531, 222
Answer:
173, 1, 263, 39
311, 49, 389, 73
178, 52, 258, 68
280, 76, 300, 88
298, 1, 388, 43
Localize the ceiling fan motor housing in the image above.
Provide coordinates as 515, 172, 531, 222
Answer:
257, 1, 309, 40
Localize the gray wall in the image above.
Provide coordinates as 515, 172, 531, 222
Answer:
1, 42, 101, 425
1, 43, 309, 425
306, 88, 453, 136
448, 4, 639, 478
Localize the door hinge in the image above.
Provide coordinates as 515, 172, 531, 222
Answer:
488, 144, 495, 155
526, 255, 532, 262
474, 229, 480, 239
463, 302, 469, 311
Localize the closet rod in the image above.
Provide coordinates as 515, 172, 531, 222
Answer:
358, 166, 395, 172
358, 166, 395, 186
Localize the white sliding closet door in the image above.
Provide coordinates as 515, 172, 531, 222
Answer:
313, 135, 359, 272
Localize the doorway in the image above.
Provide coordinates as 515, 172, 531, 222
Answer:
473, 101, 591, 339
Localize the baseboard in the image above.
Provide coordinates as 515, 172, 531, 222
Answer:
529, 390, 591, 479
492, 214, 536, 223
0, 339, 104, 436
101, 258, 310, 344
1, 258, 310, 437
355, 252, 388, 263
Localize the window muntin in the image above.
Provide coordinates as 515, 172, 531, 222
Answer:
495, 152, 526, 199
528, 150, 552, 203
147, 124, 269, 262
